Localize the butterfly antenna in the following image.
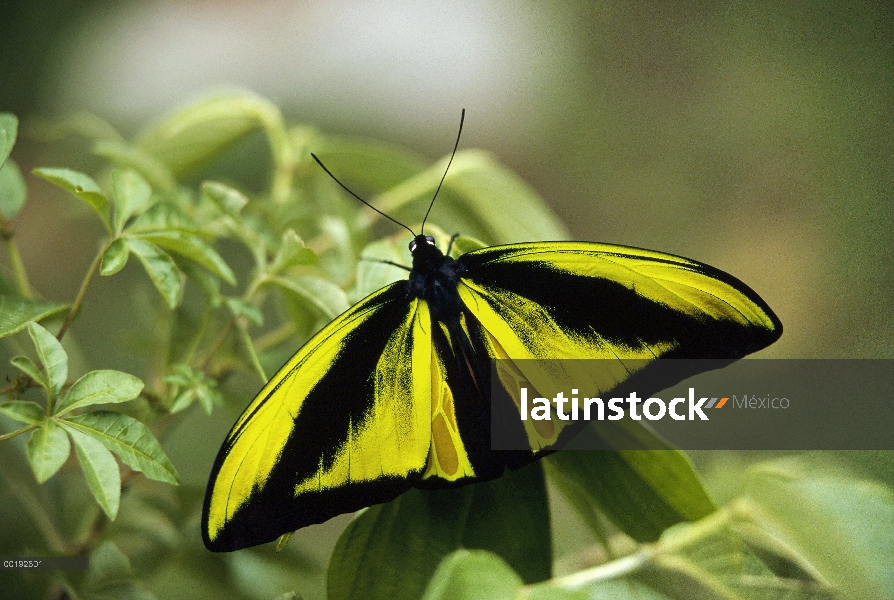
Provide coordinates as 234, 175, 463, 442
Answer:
311, 153, 415, 236
421, 108, 465, 234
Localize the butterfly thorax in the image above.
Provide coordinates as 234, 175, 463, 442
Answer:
407, 235, 467, 322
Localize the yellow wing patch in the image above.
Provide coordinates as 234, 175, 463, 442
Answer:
293, 299, 433, 494
474, 243, 777, 330
421, 345, 476, 481
458, 280, 672, 451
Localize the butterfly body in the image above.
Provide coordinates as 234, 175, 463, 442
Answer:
203, 234, 781, 551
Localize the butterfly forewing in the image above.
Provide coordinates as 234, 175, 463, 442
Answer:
204, 283, 432, 551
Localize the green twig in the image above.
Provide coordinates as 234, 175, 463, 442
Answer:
0, 423, 36, 442
1, 219, 34, 298
56, 240, 111, 340
235, 319, 268, 382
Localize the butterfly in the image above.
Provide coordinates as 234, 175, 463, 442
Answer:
202, 111, 782, 551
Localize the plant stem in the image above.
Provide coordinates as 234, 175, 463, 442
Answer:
0, 423, 36, 442
56, 241, 110, 341
1, 221, 34, 298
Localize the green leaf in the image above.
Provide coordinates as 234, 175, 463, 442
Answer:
26, 321, 68, 402
130, 230, 235, 285
62, 411, 179, 485
461, 462, 551, 584
101, 238, 130, 276
92, 138, 177, 193
268, 275, 349, 321
269, 229, 318, 274
55, 370, 144, 416
353, 234, 414, 301
545, 446, 715, 543
449, 234, 487, 257
26, 420, 70, 483
0, 158, 27, 219
0, 112, 18, 167
11, 357, 51, 397
328, 487, 473, 600
421, 550, 523, 600
32, 167, 111, 232
0, 400, 44, 425
311, 134, 427, 192
129, 201, 201, 234
327, 469, 546, 600
0, 294, 68, 338
135, 91, 284, 177
225, 297, 263, 327
372, 150, 568, 244
112, 169, 152, 233
202, 180, 248, 216
164, 364, 222, 414
61, 423, 121, 519
85, 540, 132, 585
125, 238, 181, 309
740, 460, 894, 599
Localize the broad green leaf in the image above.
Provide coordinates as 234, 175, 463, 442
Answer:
32, 167, 111, 232
0, 294, 68, 338
353, 234, 414, 302
93, 138, 177, 193
740, 461, 894, 599
268, 275, 349, 321
225, 297, 263, 326
112, 169, 152, 233
421, 550, 523, 600
129, 201, 201, 234
83, 540, 136, 590
545, 447, 714, 543
179, 260, 222, 303
449, 234, 487, 257
372, 150, 568, 244
461, 462, 551, 584
126, 238, 181, 309
269, 229, 318, 274
135, 91, 284, 177
131, 230, 235, 285
528, 579, 666, 600
26, 420, 70, 483
11, 355, 50, 392
0, 158, 26, 219
62, 411, 179, 484
100, 238, 130, 276
311, 134, 427, 192
62, 423, 121, 519
27, 321, 68, 402
202, 180, 248, 216
0, 400, 44, 425
328, 487, 474, 600
55, 370, 143, 416
0, 113, 17, 167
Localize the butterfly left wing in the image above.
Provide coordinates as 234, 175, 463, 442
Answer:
455, 241, 782, 452
203, 283, 437, 551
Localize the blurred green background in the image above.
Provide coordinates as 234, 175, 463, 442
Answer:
2, 1, 892, 358
1, 1, 892, 598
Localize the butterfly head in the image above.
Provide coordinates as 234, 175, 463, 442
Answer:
408, 235, 436, 253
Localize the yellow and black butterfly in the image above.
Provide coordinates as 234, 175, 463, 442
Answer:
202, 112, 782, 552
